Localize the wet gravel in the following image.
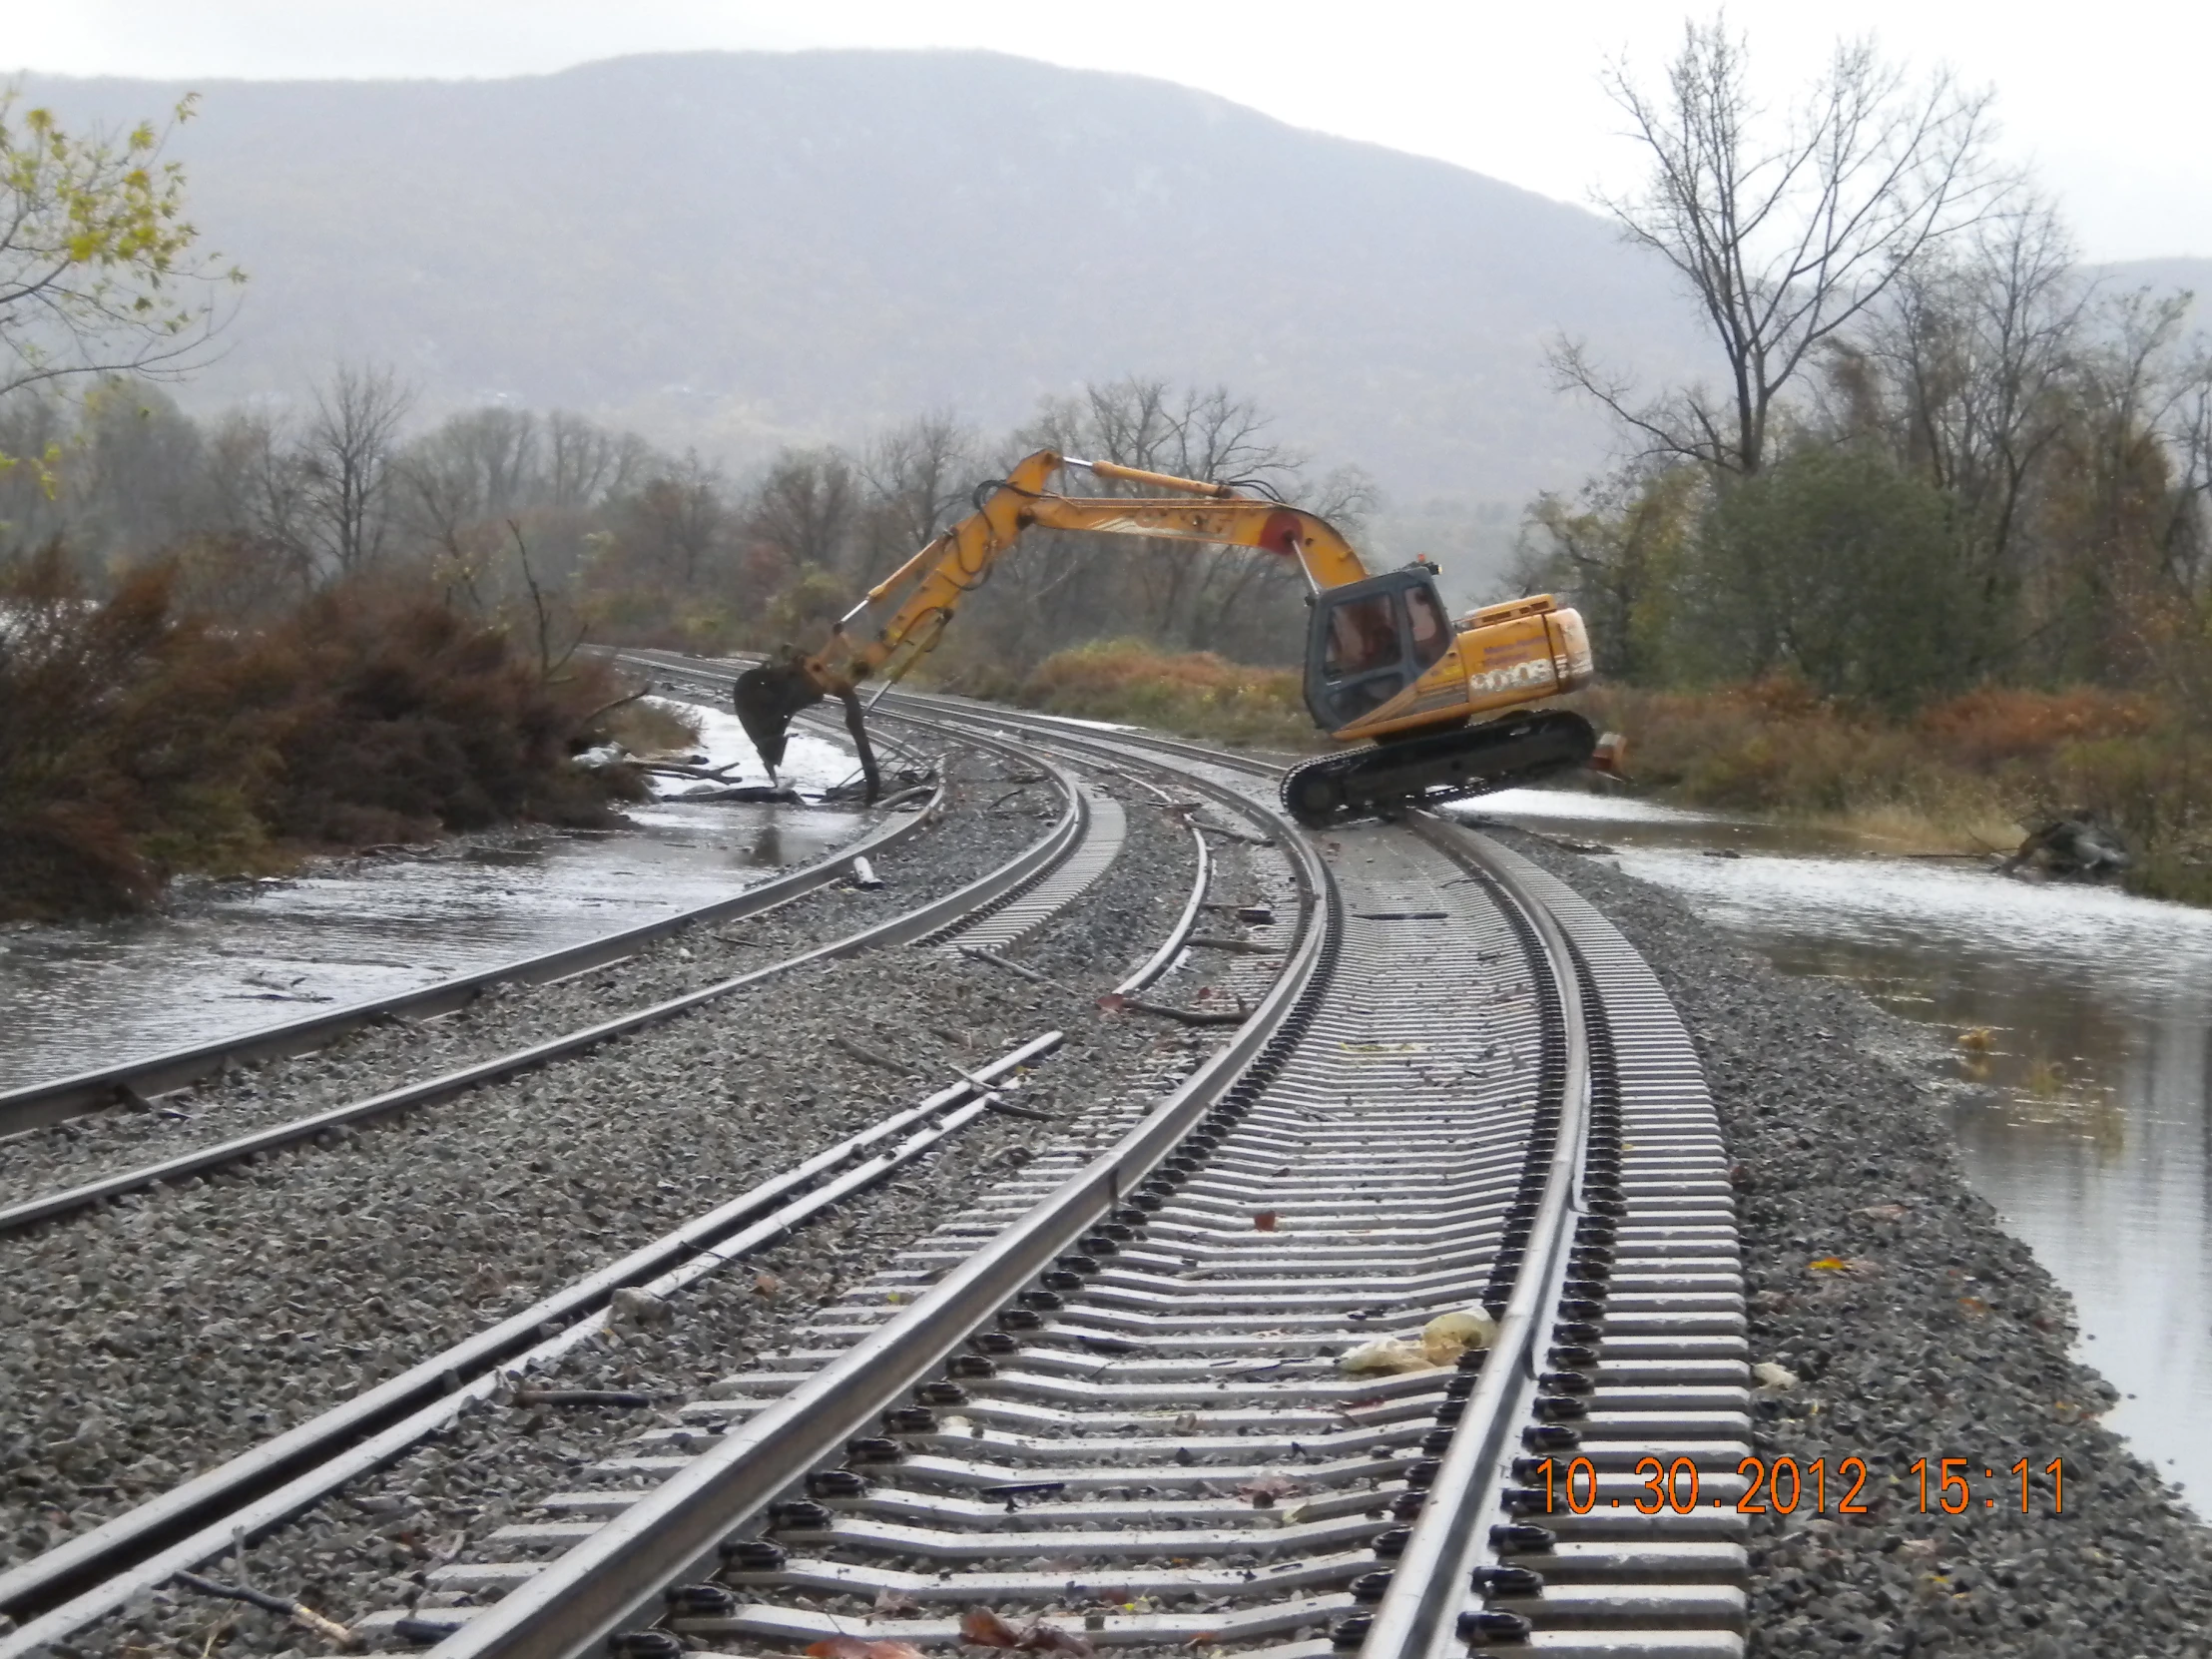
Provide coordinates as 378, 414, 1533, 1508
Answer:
0, 741, 1049, 1207
1016, 781, 1200, 989
51, 864, 1248, 1655
79, 1025, 1213, 1658
1495, 829, 2212, 1659
0, 745, 1204, 1540
1, 748, 1293, 1659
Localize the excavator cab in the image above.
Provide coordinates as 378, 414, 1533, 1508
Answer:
1304, 567, 1454, 731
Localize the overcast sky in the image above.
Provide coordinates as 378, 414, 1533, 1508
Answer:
10, 1, 2207, 264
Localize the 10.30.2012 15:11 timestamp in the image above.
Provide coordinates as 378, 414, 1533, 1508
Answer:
1524, 1455, 2066, 1515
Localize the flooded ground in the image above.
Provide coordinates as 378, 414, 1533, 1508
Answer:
0, 705, 866, 1093
1464, 786, 2212, 1509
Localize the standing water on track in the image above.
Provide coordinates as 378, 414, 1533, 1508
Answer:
0, 702, 864, 1091
1461, 787, 2212, 1511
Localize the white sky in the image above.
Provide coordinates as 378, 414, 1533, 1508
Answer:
10, 1, 2208, 263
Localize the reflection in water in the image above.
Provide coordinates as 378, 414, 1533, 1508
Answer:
745, 823, 787, 869
0, 796, 865, 1093
1463, 789, 2212, 1508
0, 698, 869, 1094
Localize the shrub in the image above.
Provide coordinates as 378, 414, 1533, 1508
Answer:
944, 640, 1319, 752
1915, 687, 2161, 771
0, 548, 647, 920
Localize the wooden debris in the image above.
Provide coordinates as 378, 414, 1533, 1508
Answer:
173, 1572, 358, 1649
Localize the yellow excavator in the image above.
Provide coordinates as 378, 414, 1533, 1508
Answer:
731, 450, 1614, 828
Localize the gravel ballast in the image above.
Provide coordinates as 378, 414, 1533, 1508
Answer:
27, 765, 1253, 1656
0, 738, 1052, 1207
1494, 828, 2212, 1659
0, 755, 1237, 1561
77, 1025, 1213, 1658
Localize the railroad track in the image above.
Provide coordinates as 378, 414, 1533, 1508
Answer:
3, 688, 1749, 1659
0, 712, 942, 1139
0, 720, 1084, 1233
0, 710, 1254, 1651
317, 687, 1746, 1659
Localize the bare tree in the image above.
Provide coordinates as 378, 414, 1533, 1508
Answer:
857, 411, 977, 563
202, 407, 314, 594
299, 364, 413, 575
1819, 202, 2087, 673
1002, 379, 1317, 657
1553, 19, 2005, 476
611, 450, 731, 589
396, 407, 541, 569
744, 447, 860, 579
545, 409, 649, 510
2167, 342, 2212, 598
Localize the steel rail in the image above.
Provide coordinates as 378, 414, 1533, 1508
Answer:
0, 1034, 1065, 1656
0, 744, 1085, 1235
611, 666, 1747, 1658
835, 703, 1215, 995
1109, 776, 1212, 995
0, 714, 938, 1136
414, 745, 1335, 1659
1358, 814, 1590, 1659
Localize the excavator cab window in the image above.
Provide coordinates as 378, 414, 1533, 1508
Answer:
1305, 569, 1454, 731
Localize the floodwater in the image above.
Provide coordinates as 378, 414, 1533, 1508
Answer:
1462, 787, 2212, 1510
0, 704, 867, 1093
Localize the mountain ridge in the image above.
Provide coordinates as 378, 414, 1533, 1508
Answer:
17, 49, 1706, 519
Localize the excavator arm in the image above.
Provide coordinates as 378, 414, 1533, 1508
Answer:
732, 448, 1367, 797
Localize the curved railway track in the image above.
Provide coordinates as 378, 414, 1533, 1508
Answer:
0, 701, 1254, 1657
0, 714, 942, 1139
0, 723, 1083, 1234
2, 683, 1747, 1659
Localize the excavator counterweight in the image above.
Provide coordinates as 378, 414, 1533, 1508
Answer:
731, 449, 1616, 827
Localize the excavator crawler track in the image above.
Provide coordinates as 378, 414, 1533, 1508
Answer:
1279, 708, 1597, 829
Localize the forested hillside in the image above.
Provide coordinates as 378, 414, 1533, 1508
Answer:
16, 50, 1707, 519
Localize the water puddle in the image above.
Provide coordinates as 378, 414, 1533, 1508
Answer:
0, 702, 867, 1093
1462, 787, 2212, 1507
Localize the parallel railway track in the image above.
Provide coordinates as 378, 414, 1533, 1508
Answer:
2, 683, 1748, 1659
0, 722, 1078, 1233
0, 701, 1248, 1656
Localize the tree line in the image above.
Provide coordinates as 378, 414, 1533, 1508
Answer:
1522, 19, 2212, 718
0, 371, 1374, 675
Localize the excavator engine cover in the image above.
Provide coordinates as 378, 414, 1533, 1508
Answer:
732, 659, 825, 776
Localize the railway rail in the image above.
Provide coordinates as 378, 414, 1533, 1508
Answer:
0, 714, 940, 1139
0, 698, 1246, 1657
3, 684, 1748, 1659
0, 721, 1083, 1233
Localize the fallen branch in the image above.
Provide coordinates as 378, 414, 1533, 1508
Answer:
512, 1386, 656, 1407
959, 945, 1081, 995
1166, 802, 1274, 845
1194, 823, 1275, 846
1184, 935, 1280, 954
833, 1034, 920, 1075
173, 1572, 357, 1650
577, 688, 653, 728
639, 760, 745, 781
674, 784, 804, 804
984, 1097, 1060, 1122
1099, 993, 1253, 1027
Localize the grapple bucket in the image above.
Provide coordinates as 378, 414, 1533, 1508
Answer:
732, 660, 824, 777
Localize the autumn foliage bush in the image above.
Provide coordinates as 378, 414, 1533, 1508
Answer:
1587, 677, 2212, 897
0, 546, 644, 920
945, 639, 1320, 753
